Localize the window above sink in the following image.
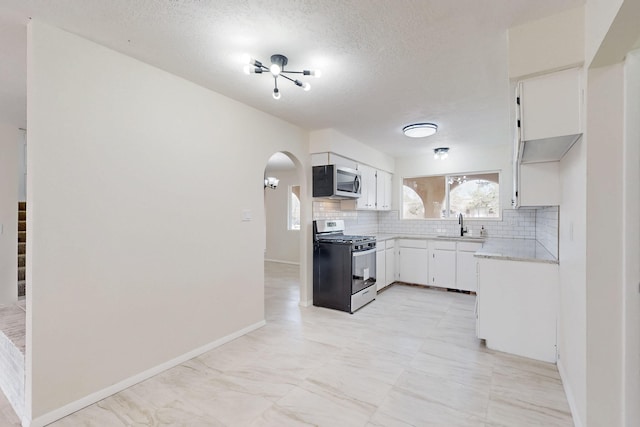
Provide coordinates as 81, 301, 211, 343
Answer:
403, 172, 500, 220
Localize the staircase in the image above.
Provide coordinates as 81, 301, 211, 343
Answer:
17, 202, 26, 298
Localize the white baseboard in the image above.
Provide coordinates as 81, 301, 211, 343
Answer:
299, 299, 313, 308
557, 359, 583, 427
25, 320, 266, 427
264, 259, 300, 266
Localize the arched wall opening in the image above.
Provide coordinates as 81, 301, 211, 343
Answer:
262, 151, 309, 310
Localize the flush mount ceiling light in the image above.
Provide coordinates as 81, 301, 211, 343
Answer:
403, 123, 438, 138
433, 147, 449, 160
244, 54, 321, 100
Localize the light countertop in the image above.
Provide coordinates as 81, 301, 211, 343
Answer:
370, 233, 486, 243
366, 234, 557, 264
474, 238, 558, 264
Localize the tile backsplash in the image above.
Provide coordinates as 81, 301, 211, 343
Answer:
378, 208, 537, 239
313, 202, 560, 257
535, 206, 559, 258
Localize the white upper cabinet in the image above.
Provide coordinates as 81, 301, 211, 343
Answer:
517, 67, 583, 163
312, 152, 393, 210
518, 162, 560, 207
356, 164, 377, 210
311, 152, 358, 170
353, 164, 392, 211
376, 170, 392, 210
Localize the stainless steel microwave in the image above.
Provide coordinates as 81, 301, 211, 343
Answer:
312, 165, 361, 199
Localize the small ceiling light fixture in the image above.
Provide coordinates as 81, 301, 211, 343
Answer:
448, 175, 467, 185
264, 176, 280, 189
403, 123, 438, 138
433, 147, 449, 160
244, 54, 321, 100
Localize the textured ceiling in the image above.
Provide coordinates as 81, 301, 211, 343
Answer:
0, 0, 584, 157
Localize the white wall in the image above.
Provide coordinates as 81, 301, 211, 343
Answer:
508, 6, 585, 79
558, 134, 587, 426
394, 143, 512, 214
0, 123, 19, 305
17, 132, 26, 202
309, 128, 395, 173
585, 0, 624, 66
623, 48, 640, 427
264, 169, 300, 264
585, 62, 624, 427
26, 21, 310, 423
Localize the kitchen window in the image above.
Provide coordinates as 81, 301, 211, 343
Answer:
288, 185, 301, 230
402, 172, 500, 220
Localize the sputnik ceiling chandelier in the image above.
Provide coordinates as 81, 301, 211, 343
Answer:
243, 54, 321, 100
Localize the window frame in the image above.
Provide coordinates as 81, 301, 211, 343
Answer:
288, 185, 301, 230
401, 170, 502, 221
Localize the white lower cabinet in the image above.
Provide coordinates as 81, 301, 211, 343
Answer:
385, 240, 396, 286
376, 244, 386, 292
397, 239, 428, 285
428, 241, 456, 288
376, 239, 397, 291
396, 239, 483, 291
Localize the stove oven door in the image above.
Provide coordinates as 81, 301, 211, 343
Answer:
352, 247, 376, 294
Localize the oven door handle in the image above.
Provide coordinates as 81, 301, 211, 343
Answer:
352, 248, 376, 257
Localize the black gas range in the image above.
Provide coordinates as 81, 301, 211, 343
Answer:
313, 220, 376, 313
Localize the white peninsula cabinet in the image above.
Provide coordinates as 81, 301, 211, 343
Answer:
476, 257, 559, 363
397, 239, 428, 285
456, 241, 482, 292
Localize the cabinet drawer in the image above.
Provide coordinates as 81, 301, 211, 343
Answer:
458, 241, 483, 252
429, 240, 456, 251
398, 239, 428, 249
384, 239, 395, 249
376, 241, 385, 252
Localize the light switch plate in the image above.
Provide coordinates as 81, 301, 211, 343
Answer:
242, 209, 252, 222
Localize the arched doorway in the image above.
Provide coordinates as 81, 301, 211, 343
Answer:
262, 151, 308, 318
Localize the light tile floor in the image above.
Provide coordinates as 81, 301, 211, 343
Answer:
0, 299, 26, 353
1, 262, 574, 426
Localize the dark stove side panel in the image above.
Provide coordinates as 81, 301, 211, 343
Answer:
313, 243, 352, 312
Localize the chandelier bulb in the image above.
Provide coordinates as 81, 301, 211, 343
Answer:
245, 54, 316, 98
270, 64, 281, 76
304, 69, 322, 78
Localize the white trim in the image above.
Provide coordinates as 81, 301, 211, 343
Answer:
264, 259, 300, 266
299, 299, 313, 308
25, 320, 266, 427
557, 359, 583, 427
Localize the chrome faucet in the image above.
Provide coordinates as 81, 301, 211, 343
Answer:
458, 213, 467, 236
